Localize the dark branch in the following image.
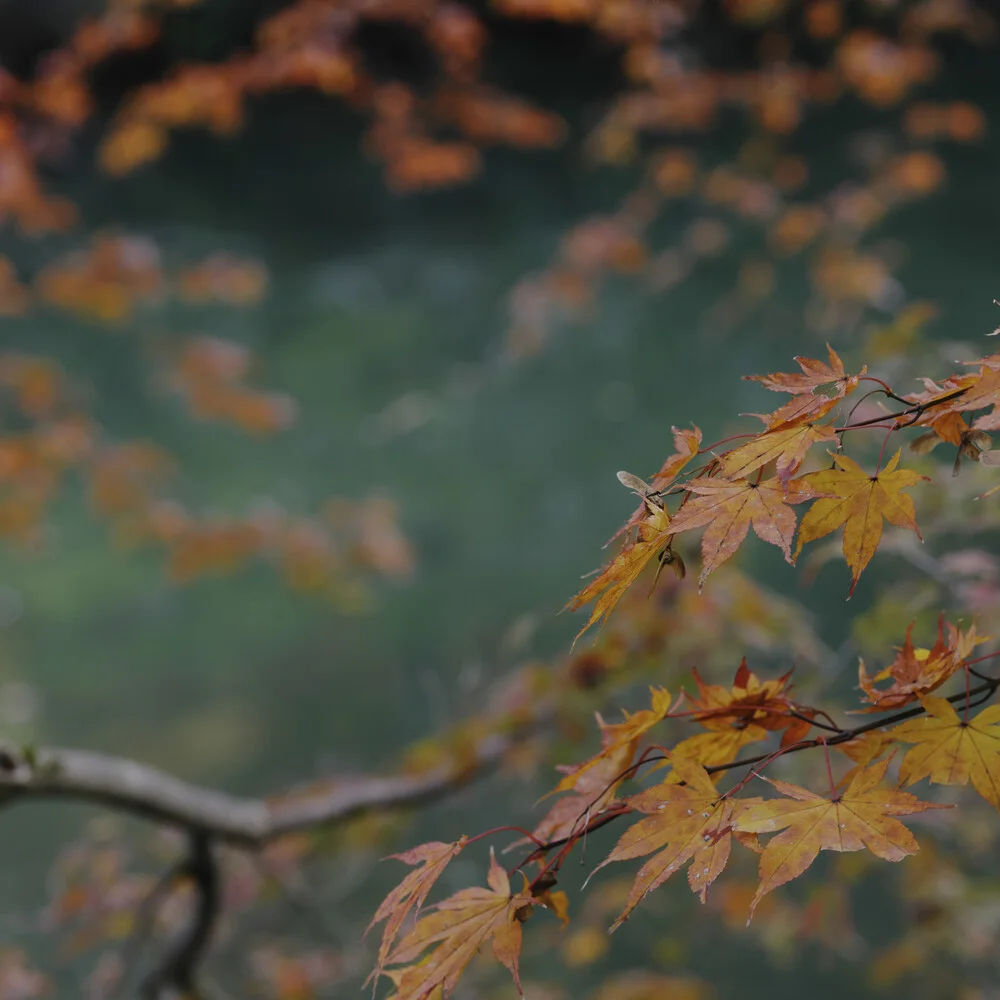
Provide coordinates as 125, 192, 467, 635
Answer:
140, 830, 220, 1000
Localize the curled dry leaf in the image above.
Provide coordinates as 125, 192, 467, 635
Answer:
856, 616, 982, 712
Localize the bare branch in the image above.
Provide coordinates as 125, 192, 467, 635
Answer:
0, 733, 513, 847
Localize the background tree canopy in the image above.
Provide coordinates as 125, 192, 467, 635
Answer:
0, 1, 999, 998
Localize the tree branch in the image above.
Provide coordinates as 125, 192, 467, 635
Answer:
140, 829, 220, 1000
0, 733, 514, 847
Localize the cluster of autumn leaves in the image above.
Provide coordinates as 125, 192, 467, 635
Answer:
365, 348, 1000, 1000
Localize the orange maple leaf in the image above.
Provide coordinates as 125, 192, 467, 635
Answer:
366, 838, 468, 989
716, 421, 838, 485
735, 760, 950, 922
665, 476, 814, 588
381, 849, 533, 1000
650, 425, 703, 491
735, 759, 945, 919
746, 346, 865, 396
684, 659, 815, 746
891, 696, 1000, 811
794, 449, 927, 593
589, 757, 761, 926
566, 504, 673, 641
856, 616, 982, 712
552, 687, 672, 795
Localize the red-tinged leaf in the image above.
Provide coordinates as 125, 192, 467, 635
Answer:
891, 696, 1000, 811
649, 425, 703, 492
666, 476, 814, 588
382, 849, 533, 1000
366, 838, 468, 989
588, 758, 763, 925
683, 660, 816, 742
716, 422, 838, 484
734, 759, 946, 919
856, 617, 983, 712
794, 449, 927, 593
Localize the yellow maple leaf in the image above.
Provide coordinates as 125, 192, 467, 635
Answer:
891, 696, 1000, 811
794, 449, 927, 593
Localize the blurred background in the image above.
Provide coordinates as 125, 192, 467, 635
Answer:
1, 1, 1000, 997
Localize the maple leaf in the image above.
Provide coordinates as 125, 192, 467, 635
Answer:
856, 617, 982, 712
382, 849, 533, 1000
665, 477, 814, 588
746, 346, 865, 396
366, 839, 468, 990
567, 505, 673, 641
735, 759, 945, 919
716, 422, 838, 485
589, 757, 761, 926
752, 392, 843, 432
794, 450, 927, 594
835, 730, 896, 787
891, 696, 1000, 811
552, 687, 672, 795
669, 724, 768, 771
683, 659, 815, 746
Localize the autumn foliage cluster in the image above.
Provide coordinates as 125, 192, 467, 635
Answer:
366, 345, 1000, 999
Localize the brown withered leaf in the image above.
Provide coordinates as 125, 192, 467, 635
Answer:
366, 838, 468, 989
381, 849, 533, 999
734, 758, 946, 919
666, 476, 814, 588
794, 450, 927, 594
589, 757, 761, 926
856, 616, 982, 712
891, 696, 1000, 811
